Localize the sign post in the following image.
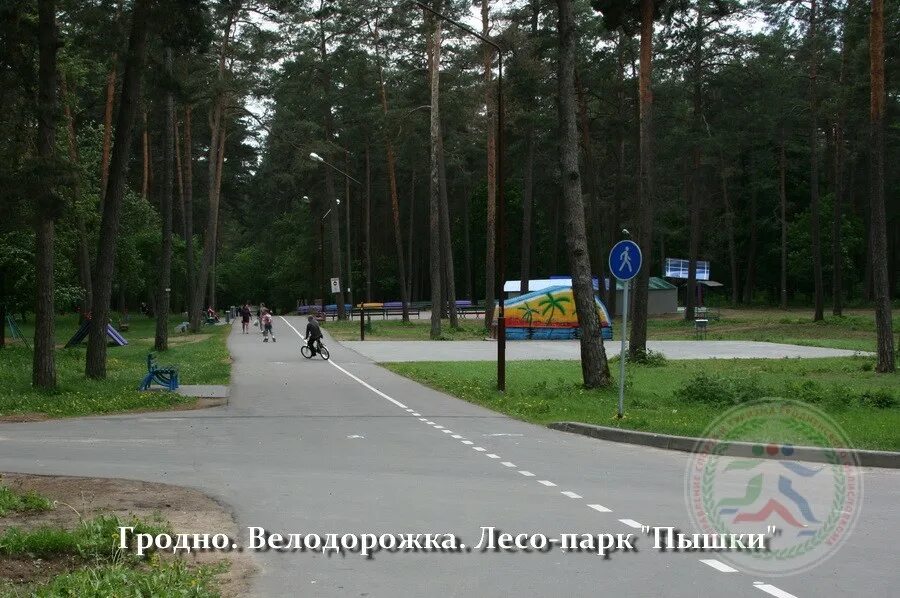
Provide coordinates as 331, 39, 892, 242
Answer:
609, 240, 642, 419
330, 277, 341, 294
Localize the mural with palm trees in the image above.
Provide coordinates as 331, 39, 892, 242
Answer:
538, 292, 572, 324
502, 285, 612, 340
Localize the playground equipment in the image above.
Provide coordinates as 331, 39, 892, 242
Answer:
5, 314, 29, 349
64, 319, 128, 348
496, 285, 613, 341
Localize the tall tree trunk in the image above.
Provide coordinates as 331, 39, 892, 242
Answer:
374, 26, 409, 320
557, 0, 610, 387
86, 0, 151, 378
629, 0, 655, 358
575, 71, 600, 274
809, 0, 825, 321
428, 7, 443, 339
33, 0, 58, 389
686, 149, 701, 319
685, 2, 704, 321
832, 12, 850, 317
779, 130, 788, 309
344, 149, 353, 307
141, 110, 149, 200
437, 127, 458, 327
482, 0, 497, 329
182, 105, 198, 330
869, 0, 894, 372
721, 161, 739, 305
407, 170, 416, 301
364, 142, 372, 302
61, 77, 93, 319
463, 179, 474, 300
100, 66, 116, 208
195, 8, 236, 325
155, 48, 175, 352
520, 126, 535, 296
743, 188, 759, 303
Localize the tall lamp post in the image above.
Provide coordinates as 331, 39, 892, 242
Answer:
309, 152, 366, 338
414, 1, 506, 391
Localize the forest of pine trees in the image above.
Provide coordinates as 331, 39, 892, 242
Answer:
1, 0, 897, 386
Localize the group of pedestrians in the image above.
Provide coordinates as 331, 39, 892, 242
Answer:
240, 301, 276, 342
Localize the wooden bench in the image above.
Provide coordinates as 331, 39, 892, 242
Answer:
138, 353, 180, 391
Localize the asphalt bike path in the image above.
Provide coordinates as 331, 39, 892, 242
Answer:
0, 316, 895, 596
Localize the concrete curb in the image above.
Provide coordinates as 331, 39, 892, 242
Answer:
548, 421, 900, 469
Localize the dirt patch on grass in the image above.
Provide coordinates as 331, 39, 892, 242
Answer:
0, 473, 256, 597
0, 413, 50, 424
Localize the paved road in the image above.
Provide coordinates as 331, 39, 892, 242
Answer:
342, 339, 868, 362
1, 317, 896, 597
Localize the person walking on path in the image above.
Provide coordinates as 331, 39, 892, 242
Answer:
262, 309, 276, 342
240, 302, 251, 334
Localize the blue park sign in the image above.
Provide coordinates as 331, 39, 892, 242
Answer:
609, 240, 642, 281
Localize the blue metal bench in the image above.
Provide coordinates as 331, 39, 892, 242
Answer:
138, 353, 180, 391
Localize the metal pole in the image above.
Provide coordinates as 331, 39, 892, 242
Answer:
618, 279, 628, 418
496, 52, 506, 392
320, 219, 326, 314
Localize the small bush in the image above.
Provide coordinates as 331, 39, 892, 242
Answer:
857, 389, 898, 409
0, 484, 53, 517
673, 372, 764, 406
34, 560, 223, 598
627, 349, 668, 367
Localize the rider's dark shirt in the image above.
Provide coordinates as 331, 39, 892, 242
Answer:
306, 321, 322, 340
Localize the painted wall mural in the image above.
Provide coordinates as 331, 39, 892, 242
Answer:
498, 286, 613, 340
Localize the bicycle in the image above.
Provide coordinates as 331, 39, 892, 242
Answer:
300, 338, 330, 360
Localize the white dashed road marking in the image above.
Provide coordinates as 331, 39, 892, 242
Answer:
538, 480, 557, 487
519, 471, 535, 477
587, 504, 612, 513
700, 559, 738, 573
486, 454, 500, 459
561, 491, 582, 499
753, 583, 797, 598
501, 462, 516, 468
619, 519, 642, 529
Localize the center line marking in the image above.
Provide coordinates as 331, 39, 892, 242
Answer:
561, 491, 582, 499
486, 454, 500, 459
753, 583, 797, 598
442, 430, 453, 434
587, 504, 612, 513
418, 418, 428, 421
433, 425, 444, 429
473, 447, 486, 451
501, 462, 516, 467
411, 412, 421, 416
519, 471, 535, 477
700, 559, 737, 573
538, 480, 556, 487
451, 435, 463, 439
461, 440, 474, 445
619, 519, 642, 529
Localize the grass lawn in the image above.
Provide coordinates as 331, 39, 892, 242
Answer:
0, 485, 52, 517
324, 307, 895, 351
0, 313, 230, 418
325, 317, 488, 341
0, 509, 224, 597
384, 356, 900, 451
645, 307, 897, 352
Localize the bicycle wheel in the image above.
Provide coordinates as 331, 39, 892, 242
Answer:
300, 345, 312, 359
319, 345, 330, 360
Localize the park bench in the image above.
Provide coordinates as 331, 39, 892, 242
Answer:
694, 306, 721, 321
382, 302, 420, 319
138, 352, 180, 391
455, 300, 486, 319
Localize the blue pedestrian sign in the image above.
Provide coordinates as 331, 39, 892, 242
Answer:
609, 240, 642, 281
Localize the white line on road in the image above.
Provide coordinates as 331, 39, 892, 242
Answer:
461, 440, 474, 445
473, 447, 486, 452
587, 504, 612, 513
561, 491, 582, 499
452, 435, 463, 439
538, 480, 557, 487
279, 317, 410, 410
501, 462, 516, 467
486, 454, 500, 459
619, 519, 642, 529
442, 430, 453, 434
433, 425, 444, 429
753, 583, 797, 598
419, 418, 428, 421
425, 421, 435, 425
699, 559, 738, 573
519, 471, 535, 477
411, 412, 421, 416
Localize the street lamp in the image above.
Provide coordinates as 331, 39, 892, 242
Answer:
308, 152, 365, 338
414, 1, 507, 391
